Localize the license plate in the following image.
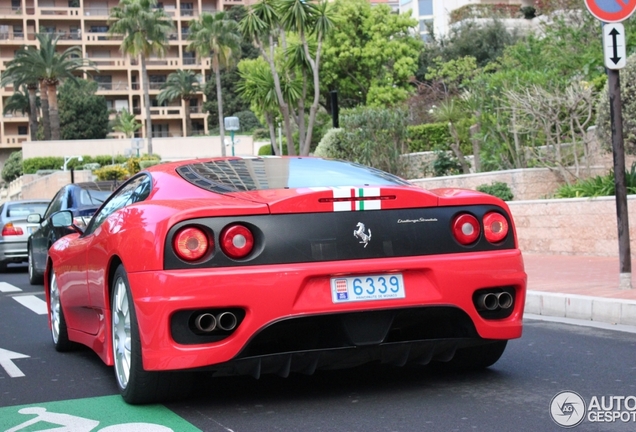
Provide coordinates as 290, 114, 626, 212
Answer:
331, 274, 405, 303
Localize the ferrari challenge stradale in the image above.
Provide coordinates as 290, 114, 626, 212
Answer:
45, 156, 527, 404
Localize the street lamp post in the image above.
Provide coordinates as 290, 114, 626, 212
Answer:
62, 155, 83, 171
224, 116, 240, 156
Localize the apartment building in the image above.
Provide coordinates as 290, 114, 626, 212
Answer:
0, 0, 252, 164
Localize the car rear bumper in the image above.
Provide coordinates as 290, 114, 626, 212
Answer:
127, 250, 527, 371
0, 240, 28, 264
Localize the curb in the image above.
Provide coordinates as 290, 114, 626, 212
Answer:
525, 290, 636, 327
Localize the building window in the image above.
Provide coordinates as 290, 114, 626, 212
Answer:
419, 18, 433, 33
18, 126, 28, 135
94, 75, 112, 90
418, 0, 432, 16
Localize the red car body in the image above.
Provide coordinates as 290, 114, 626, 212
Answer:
45, 157, 526, 403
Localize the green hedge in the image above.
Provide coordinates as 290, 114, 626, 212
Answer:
476, 181, 514, 201
23, 155, 129, 174
407, 123, 452, 153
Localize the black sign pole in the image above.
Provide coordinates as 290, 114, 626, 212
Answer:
607, 68, 632, 289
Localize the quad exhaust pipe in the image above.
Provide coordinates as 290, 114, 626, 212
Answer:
194, 311, 238, 332
476, 291, 514, 311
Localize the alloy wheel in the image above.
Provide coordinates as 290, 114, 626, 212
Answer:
112, 276, 132, 390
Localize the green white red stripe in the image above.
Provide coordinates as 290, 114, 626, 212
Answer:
332, 187, 381, 211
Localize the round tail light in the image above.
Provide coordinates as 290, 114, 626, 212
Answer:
220, 224, 254, 259
483, 212, 509, 243
452, 213, 480, 245
173, 227, 210, 261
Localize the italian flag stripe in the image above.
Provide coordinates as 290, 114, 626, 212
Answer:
331, 187, 381, 212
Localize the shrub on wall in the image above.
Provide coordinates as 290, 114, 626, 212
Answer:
476, 181, 514, 201
22, 155, 129, 174
407, 123, 452, 153
94, 165, 129, 181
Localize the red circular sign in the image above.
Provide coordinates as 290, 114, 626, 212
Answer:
585, 0, 636, 22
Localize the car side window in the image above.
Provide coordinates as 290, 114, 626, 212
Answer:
44, 190, 65, 219
84, 174, 152, 236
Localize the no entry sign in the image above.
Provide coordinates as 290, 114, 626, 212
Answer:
585, 0, 636, 23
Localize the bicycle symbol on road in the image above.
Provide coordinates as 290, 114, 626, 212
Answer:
5, 407, 174, 432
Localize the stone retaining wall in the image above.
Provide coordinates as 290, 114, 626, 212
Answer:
509, 196, 636, 257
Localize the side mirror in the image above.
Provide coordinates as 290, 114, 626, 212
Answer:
27, 213, 42, 224
51, 210, 73, 228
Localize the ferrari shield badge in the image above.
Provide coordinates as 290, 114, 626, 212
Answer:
354, 222, 372, 248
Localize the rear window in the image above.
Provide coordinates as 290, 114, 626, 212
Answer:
6, 203, 48, 219
176, 157, 410, 193
79, 189, 112, 206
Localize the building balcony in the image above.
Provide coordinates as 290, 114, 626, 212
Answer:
0, 32, 25, 42
85, 33, 124, 42
83, 7, 111, 17
2, 112, 30, 120
1, 135, 28, 147
95, 81, 131, 91
0, 7, 24, 16
39, 7, 81, 17
87, 57, 129, 67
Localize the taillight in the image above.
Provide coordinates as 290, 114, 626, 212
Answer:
1, 223, 23, 236
452, 213, 480, 245
173, 227, 210, 261
220, 224, 254, 259
483, 212, 509, 243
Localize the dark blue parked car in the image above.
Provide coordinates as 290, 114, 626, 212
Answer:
26, 181, 118, 284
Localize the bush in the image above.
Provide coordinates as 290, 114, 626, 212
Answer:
22, 155, 129, 174
313, 128, 346, 159
432, 151, 462, 176
139, 160, 161, 169
258, 144, 274, 156
476, 181, 514, 201
253, 128, 270, 141
94, 165, 129, 181
554, 164, 636, 198
407, 123, 452, 153
1, 150, 23, 183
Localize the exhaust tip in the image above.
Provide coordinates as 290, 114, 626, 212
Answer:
217, 312, 238, 331
194, 313, 217, 332
497, 292, 513, 309
477, 293, 499, 311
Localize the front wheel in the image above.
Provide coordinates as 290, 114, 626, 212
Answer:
111, 264, 192, 404
28, 247, 44, 285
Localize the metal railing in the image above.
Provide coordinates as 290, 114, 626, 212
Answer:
0, 32, 25, 41
95, 81, 129, 91
84, 8, 111, 16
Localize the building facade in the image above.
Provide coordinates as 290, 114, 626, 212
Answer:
400, 0, 534, 41
0, 0, 252, 165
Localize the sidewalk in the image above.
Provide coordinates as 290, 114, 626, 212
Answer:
523, 253, 636, 326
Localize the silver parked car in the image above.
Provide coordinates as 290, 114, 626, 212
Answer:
0, 199, 50, 271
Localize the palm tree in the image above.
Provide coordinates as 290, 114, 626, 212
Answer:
188, 11, 242, 156
157, 69, 201, 137
3, 34, 95, 141
111, 108, 142, 138
0, 63, 40, 142
109, 0, 174, 155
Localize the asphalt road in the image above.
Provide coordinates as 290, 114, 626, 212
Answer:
1, 264, 636, 431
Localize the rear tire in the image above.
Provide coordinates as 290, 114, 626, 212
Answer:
49, 269, 75, 352
111, 264, 193, 404
434, 340, 507, 371
28, 247, 44, 285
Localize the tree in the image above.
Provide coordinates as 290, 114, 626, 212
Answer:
240, 0, 335, 156
1, 34, 92, 141
0, 69, 39, 141
188, 11, 242, 156
109, 0, 174, 155
3, 86, 33, 117
320, 0, 421, 109
111, 108, 142, 138
157, 69, 201, 137
431, 98, 471, 174
1, 150, 22, 184
58, 79, 110, 140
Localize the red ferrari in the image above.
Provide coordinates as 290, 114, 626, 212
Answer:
46, 157, 527, 404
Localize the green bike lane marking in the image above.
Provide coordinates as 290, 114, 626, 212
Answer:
0, 395, 201, 431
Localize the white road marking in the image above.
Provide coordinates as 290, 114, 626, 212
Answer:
12, 295, 47, 315
0, 347, 29, 378
0, 282, 22, 292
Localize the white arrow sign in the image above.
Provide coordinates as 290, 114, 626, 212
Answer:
603, 23, 626, 70
0, 348, 30, 378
